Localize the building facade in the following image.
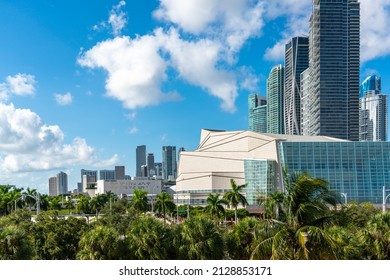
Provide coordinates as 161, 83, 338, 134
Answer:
56, 171, 68, 195
359, 76, 388, 141
176, 129, 390, 207
162, 146, 177, 181
49, 176, 58, 196
115, 165, 125, 180
136, 145, 146, 177
100, 169, 115, 180
266, 64, 285, 134
305, 0, 360, 141
248, 94, 267, 133
284, 36, 309, 135
147, 153, 156, 177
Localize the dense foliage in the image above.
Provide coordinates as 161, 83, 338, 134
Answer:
1, 174, 390, 260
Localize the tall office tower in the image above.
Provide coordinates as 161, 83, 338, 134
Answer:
284, 36, 309, 135
136, 145, 146, 177
359, 75, 388, 141
300, 68, 312, 135
305, 0, 360, 140
266, 64, 285, 134
115, 165, 125, 180
248, 94, 267, 133
49, 176, 58, 196
162, 146, 177, 181
57, 171, 68, 195
100, 169, 115, 180
147, 153, 156, 177
154, 162, 163, 177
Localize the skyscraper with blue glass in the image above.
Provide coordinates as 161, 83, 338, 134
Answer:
359, 75, 388, 141
248, 94, 267, 133
267, 65, 285, 134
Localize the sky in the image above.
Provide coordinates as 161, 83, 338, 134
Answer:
1, 0, 390, 194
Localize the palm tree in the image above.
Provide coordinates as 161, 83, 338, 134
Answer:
223, 179, 248, 223
257, 191, 284, 219
91, 194, 107, 219
204, 193, 226, 222
105, 190, 118, 213
65, 197, 74, 215
23, 187, 37, 211
251, 170, 341, 260
131, 189, 149, 212
155, 192, 175, 223
179, 217, 224, 260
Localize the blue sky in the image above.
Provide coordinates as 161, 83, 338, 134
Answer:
1, 0, 390, 194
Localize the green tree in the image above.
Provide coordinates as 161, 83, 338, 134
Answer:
76, 195, 91, 214
77, 225, 128, 260
360, 213, 390, 259
65, 197, 74, 215
251, 171, 341, 260
178, 217, 224, 260
0, 225, 33, 260
204, 194, 226, 222
127, 216, 175, 259
91, 194, 107, 218
23, 187, 37, 211
131, 189, 149, 212
223, 179, 248, 223
155, 192, 175, 223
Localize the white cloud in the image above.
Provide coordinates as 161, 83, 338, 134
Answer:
0, 73, 37, 100
0, 103, 117, 173
125, 111, 137, 120
129, 126, 138, 134
54, 92, 73, 106
159, 28, 238, 112
154, 0, 265, 54
6, 73, 36, 96
109, 0, 127, 36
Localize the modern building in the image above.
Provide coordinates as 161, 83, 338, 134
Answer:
175, 129, 390, 207
284, 36, 309, 135
115, 165, 125, 180
100, 169, 115, 180
154, 162, 163, 177
359, 76, 388, 141
49, 176, 58, 196
81, 169, 97, 183
147, 153, 156, 177
248, 94, 267, 133
162, 146, 177, 181
56, 171, 68, 195
305, 0, 360, 141
266, 64, 285, 134
136, 145, 146, 177
300, 68, 311, 135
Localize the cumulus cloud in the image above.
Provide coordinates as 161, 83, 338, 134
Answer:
154, 0, 264, 54
0, 103, 118, 173
54, 92, 73, 106
0, 73, 36, 100
78, 34, 180, 109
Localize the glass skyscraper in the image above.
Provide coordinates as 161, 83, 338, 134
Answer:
284, 36, 309, 135
162, 146, 177, 181
136, 145, 146, 177
248, 93, 267, 133
266, 64, 285, 134
359, 75, 388, 141
305, 0, 360, 141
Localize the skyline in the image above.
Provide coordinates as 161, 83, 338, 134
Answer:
2, 0, 390, 193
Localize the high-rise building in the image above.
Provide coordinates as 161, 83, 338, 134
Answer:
57, 171, 68, 195
136, 145, 146, 177
304, 0, 360, 141
147, 153, 156, 177
266, 64, 285, 134
154, 162, 163, 177
359, 75, 388, 141
49, 176, 57, 196
162, 146, 177, 181
81, 169, 97, 183
248, 94, 267, 133
100, 169, 115, 180
284, 36, 309, 135
115, 165, 125, 180
300, 68, 312, 135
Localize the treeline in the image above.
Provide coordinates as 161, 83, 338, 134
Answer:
1, 172, 390, 260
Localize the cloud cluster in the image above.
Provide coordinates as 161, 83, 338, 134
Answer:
80, 0, 264, 112
54, 92, 73, 106
109, 0, 127, 36
0, 73, 36, 100
0, 103, 118, 173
